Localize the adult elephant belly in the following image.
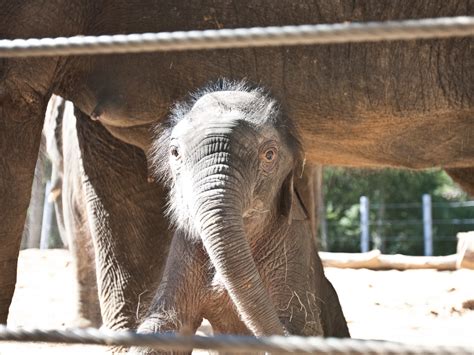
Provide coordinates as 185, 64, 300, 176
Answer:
99, 123, 154, 152
51, 0, 472, 170
62, 39, 473, 170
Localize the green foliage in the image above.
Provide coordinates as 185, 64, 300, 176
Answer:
322, 167, 472, 255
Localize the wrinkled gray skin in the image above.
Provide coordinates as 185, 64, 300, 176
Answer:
43, 97, 102, 327
41, 96, 171, 331
131, 82, 349, 354
1, 0, 473, 331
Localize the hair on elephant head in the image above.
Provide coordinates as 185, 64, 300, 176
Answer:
152, 79, 305, 228
150, 79, 306, 336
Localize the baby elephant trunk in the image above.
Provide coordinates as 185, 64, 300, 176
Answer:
191, 159, 285, 336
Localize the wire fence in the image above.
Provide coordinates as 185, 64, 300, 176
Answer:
326, 197, 474, 255
1, 16, 473, 58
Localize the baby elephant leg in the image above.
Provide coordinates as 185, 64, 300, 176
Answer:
320, 278, 350, 338
130, 230, 208, 355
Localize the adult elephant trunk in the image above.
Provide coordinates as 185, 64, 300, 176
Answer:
190, 156, 285, 336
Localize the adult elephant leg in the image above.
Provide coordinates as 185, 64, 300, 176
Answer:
0, 75, 50, 323
60, 109, 102, 327
64, 198, 102, 328
445, 167, 474, 197
75, 111, 173, 331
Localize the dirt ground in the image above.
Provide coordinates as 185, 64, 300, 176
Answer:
2, 249, 474, 354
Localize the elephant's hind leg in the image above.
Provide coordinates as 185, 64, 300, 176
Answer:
69, 224, 102, 328
62, 164, 102, 326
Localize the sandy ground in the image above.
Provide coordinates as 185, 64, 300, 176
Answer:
2, 249, 474, 354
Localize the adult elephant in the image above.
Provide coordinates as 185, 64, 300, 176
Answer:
1, 0, 472, 331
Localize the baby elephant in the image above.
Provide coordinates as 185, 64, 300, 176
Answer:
134, 80, 349, 353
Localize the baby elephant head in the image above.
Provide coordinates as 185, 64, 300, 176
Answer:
151, 80, 304, 336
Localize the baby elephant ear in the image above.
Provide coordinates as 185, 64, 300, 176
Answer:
279, 172, 294, 224
280, 170, 311, 225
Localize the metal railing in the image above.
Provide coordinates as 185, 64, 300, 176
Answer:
1, 16, 473, 58
1, 326, 473, 354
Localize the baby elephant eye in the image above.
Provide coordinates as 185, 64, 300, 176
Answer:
264, 149, 276, 161
170, 146, 179, 158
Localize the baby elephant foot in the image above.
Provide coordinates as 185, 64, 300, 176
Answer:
128, 314, 192, 355
128, 331, 192, 355
128, 345, 191, 355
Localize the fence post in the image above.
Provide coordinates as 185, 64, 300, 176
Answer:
422, 194, 433, 256
40, 181, 53, 250
360, 196, 370, 253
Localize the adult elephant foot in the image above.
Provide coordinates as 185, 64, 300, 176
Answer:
0, 72, 51, 323
445, 167, 474, 197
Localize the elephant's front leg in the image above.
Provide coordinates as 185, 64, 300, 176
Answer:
131, 230, 208, 355
0, 71, 52, 323
75, 113, 173, 331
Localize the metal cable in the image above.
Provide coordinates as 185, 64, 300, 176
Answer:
1, 326, 473, 354
0, 16, 473, 58
432, 201, 474, 208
